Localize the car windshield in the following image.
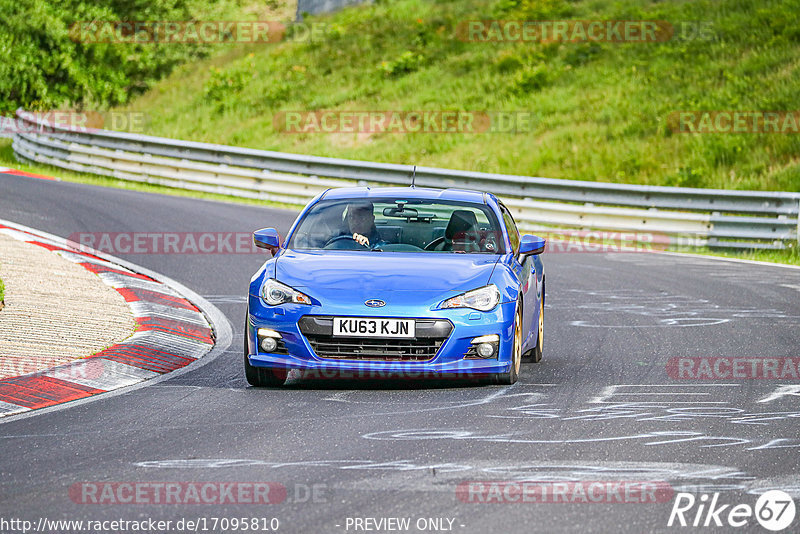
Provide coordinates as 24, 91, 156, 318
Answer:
288, 198, 505, 254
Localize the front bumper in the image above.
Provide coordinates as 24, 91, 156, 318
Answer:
246, 293, 517, 377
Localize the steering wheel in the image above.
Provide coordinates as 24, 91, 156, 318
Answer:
323, 234, 369, 249
424, 237, 446, 251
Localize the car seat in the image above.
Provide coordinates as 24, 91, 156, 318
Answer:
444, 210, 481, 252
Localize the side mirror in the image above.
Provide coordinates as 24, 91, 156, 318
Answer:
519, 234, 546, 256
254, 228, 281, 255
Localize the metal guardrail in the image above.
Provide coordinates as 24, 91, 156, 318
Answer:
296, 0, 371, 20
11, 109, 800, 249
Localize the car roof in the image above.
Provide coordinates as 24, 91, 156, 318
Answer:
320, 186, 492, 204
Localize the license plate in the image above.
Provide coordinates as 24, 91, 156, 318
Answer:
332, 317, 415, 338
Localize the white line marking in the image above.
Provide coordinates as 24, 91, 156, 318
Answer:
758, 385, 800, 404
658, 251, 800, 271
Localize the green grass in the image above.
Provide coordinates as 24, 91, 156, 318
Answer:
0, 276, 4, 303
111, 0, 800, 192
678, 245, 800, 266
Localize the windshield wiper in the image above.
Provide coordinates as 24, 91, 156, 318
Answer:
371, 247, 383, 252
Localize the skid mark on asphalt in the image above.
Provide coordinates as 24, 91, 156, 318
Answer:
552, 288, 800, 328
471, 384, 800, 426
604, 254, 800, 285
132, 458, 751, 481
361, 428, 756, 448
360, 428, 800, 451
486, 402, 800, 425
317, 386, 541, 416
317, 385, 560, 415
589, 384, 738, 405
340, 382, 800, 450
322, 391, 356, 403
132, 458, 799, 497
758, 385, 800, 403
314, 383, 800, 428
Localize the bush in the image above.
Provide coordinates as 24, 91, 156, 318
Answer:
377, 50, 426, 77
204, 65, 253, 105
0, 0, 243, 113
511, 64, 549, 94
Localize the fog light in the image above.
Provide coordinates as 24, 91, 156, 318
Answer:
260, 337, 278, 352
257, 328, 282, 353
467, 334, 499, 359
477, 343, 495, 358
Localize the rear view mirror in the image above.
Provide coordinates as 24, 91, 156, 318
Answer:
254, 228, 281, 255
383, 206, 419, 218
519, 234, 546, 256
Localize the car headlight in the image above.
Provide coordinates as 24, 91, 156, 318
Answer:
261, 278, 312, 306
439, 285, 501, 311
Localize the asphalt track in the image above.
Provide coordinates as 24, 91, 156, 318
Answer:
1, 173, 800, 533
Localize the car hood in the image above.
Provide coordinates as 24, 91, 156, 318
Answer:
275, 250, 500, 295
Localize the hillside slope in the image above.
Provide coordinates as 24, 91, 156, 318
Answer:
115, 0, 800, 191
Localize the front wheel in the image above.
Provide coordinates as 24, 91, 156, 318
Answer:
244, 354, 287, 387
493, 301, 522, 385
244, 315, 287, 387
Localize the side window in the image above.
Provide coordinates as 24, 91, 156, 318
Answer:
499, 204, 520, 255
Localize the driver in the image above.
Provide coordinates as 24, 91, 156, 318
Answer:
345, 201, 385, 248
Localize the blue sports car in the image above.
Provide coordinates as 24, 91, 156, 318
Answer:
245, 186, 545, 386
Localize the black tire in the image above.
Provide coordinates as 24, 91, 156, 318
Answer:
493, 301, 522, 385
524, 297, 544, 363
244, 315, 287, 387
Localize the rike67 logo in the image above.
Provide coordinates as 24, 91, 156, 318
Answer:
668, 490, 796, 531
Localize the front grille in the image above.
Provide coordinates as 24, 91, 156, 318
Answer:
298, 316, 452, 361
307, 337, 444, 361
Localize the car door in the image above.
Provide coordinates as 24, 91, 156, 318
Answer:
499, 203, 537, 352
